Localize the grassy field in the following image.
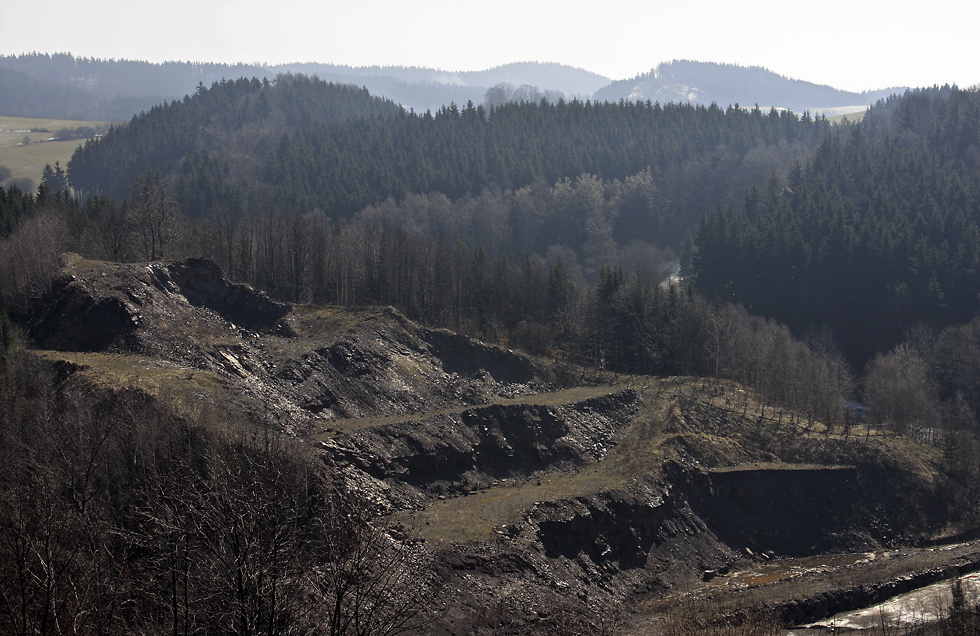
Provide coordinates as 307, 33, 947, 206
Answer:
0, 115, 113, 189
828, 110, 866, 124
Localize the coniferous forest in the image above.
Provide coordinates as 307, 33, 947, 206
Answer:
66, 75, 829, 232
692, 86, 980, 365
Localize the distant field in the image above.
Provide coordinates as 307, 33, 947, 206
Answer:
827, 110, 866, 124
0, 115, 114, 190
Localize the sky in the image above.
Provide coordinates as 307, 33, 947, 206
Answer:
2, 0, 979, 93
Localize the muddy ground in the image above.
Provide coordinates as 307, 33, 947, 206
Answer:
624, 540, 980, 634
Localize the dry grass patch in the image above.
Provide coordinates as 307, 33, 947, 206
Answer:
260, 305, 378, 364
410, 388, 674, 543
411, 465, 641, 544
495, 383, 625, 407
34, 349, 225, 396
32, 349, 264, 433
287, 304, 367, 336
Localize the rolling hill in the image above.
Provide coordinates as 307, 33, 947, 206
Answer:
0, 54, 609, 118
2, 53, 914, 122
595, 60, 906, 115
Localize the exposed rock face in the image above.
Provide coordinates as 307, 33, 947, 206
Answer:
27, 257, 554, 429
669, 461, 954, 557
166, 258, 289, 328
424, 328, 541, 384
31, 289, 139, 352
419, 481, 746, 636
533, 486, 723, 571
325, 389, 640, 498
30, 257, 289, 353
271, 309, 553, 422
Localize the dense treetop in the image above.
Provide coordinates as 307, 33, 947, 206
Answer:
265, 97, 828, 214
691, 85, 980, 365
67, 75, 404, 200
67, 74, 832, 250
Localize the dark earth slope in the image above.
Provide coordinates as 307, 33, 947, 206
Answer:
22, 256, 975, 634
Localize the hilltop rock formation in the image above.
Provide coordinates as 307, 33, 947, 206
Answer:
30, 256, 289, 353
27, 256, 556, 428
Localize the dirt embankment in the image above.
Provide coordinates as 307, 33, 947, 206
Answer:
27, 257, 558, 430
22, 257, 976, 635
323, 389, 640, 505
778, 556, 980, 626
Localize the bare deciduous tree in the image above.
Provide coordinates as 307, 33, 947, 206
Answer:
307, 483, 443, 636
0, 212, 69, 315
864, 343, 940, 438
131, 175, 179, 261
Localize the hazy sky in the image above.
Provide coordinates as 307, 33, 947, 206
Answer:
2, 0, 978, 92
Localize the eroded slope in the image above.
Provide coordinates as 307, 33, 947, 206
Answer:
21, 256, 975, 635
31, 256, 557, 436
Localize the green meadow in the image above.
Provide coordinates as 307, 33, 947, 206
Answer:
0, 115, 113, 189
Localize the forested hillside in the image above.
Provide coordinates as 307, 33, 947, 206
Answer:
4, 68, 980, 636
0, 53, 264, 101
0, 53, 609, 120
5, 76, 980, 457
68, 75, 831, 253
67, 75, 404, 201
263, 99, 826, 221
0, 66, 165, 121
692, 85, 980, 365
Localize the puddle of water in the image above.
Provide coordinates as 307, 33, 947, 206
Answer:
784, 572, 980, 633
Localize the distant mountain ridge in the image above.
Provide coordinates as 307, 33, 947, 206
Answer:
0, 54, 912, 121
0, 54, 609, 118
595, 60, 906, 115
0, 65, 169, 121
276, 61, 610, 96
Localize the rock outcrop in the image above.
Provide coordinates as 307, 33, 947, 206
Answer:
324, 389, 640, 499
30, 257, 289, 353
